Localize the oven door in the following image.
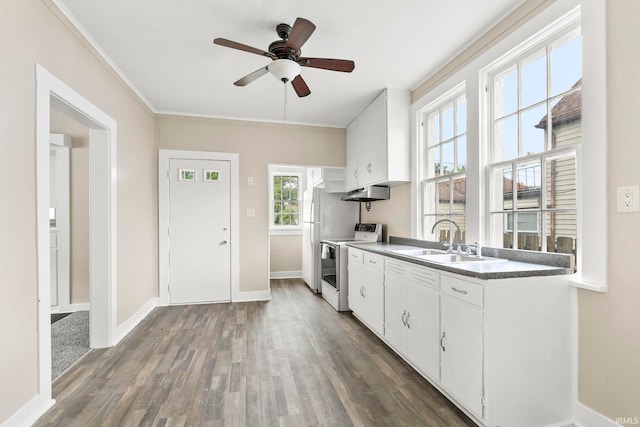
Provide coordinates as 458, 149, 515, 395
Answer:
320, 242, 339, 291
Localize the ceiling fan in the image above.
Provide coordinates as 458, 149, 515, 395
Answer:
214, 18, 355, 97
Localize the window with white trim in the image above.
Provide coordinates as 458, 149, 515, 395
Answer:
485, 23, 581, 256
270, 173, 302, 230
418, 84, 467, 243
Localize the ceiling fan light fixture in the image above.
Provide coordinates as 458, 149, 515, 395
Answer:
268, 59, 300, 83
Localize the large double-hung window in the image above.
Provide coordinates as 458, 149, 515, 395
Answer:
419, 85, 467, 243
485, 22, 581, 256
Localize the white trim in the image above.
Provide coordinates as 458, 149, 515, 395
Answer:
158, 149, 240, 305
36, 64, 117, 416
269, 271, 303, 279
0, 394, 55, 427
233, 290, 272, 302
49, 140, 71, 310
156, 110, 344, 129
113, 297, 159, 344
269, 228, 303, 236
574, 402, 621, 427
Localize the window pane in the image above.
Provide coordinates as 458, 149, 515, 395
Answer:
550, 87, 582, 148
423, 216, 438, 240
516, 161, 541, 210
430, 112, 440, 145
274, 201, 282, 213
442, 104, 454, 141
428, 146, 440, 178
521, 104, 547, 155
544, 211, 576, 255
551, 36, 582, 97
456, 96, 467, 134
521, 50, 547, 108
450, 214, 466, 243
546, 153, 576, 210
494, 66, 517, 117
282, 189, 290, 200
274, 214, 282, 225
491, 166, 513, 211
442, 140, 455, 174
456, 136, 467, 171
452, 176, 467, 220
491, 213, 512, 248
495, 115, 518, 161
516, 212, 541, 251
438, 180, 450, 215
423, 181, 437, 214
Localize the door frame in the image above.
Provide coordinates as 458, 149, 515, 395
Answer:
158, 149, 240, 305
36, 65, 117, 406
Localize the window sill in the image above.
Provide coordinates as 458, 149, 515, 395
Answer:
270, 228, 303, 236
568, 275, 607, 292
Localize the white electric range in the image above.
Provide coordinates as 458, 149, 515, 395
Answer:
319, 223, 383, 311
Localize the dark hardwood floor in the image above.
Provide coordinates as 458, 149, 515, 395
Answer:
36, 279, 475, 427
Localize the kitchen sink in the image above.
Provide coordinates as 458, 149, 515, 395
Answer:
392, 248, 446, 256
418, 253, 508, 264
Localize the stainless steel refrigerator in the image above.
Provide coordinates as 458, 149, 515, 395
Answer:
302, 187, 359, 292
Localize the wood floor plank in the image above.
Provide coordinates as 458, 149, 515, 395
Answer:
35, 279, 475, 427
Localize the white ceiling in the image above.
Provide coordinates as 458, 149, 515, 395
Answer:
56, 0, 526, 127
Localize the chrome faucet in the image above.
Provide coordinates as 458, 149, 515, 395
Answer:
431, 219, 461, 253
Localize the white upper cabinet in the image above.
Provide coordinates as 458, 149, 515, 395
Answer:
346, 89, 410, 191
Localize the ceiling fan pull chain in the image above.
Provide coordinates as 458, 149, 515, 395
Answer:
283, 82, 287, 124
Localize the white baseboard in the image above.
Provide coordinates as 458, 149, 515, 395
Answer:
269, 271, 302, 279
50, 303, 89, 314
574, 402, 621, 427
113, 297, 159, 345
233, 290, 271, 302
0, 394, 55, 427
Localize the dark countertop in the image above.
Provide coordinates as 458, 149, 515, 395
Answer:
346, 237, 575, 280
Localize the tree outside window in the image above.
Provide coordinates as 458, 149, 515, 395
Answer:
272, 175, 300, 227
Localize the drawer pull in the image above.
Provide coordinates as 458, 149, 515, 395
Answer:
406, 312, 411, 329
369, 259, 377, 264
440, 331, 446, 352
451, 287, 468, 295
401, 310, 407, 326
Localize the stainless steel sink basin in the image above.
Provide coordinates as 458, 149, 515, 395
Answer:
392, 248, 445, 256
419, 253, 507, 264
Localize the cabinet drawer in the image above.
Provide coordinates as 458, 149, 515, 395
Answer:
364, 252, 384, 272
441, 275, 483, 307
349, 248, 364, 264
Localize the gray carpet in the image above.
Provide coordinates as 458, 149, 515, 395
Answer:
51, 310, 90, 380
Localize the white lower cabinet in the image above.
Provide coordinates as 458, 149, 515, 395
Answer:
440, 293, 483, 418
348, 249, 573, 427
384, 259, 440, 380
348, 248, 385, 336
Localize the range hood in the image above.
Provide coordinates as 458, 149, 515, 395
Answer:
341, 185, 390, 202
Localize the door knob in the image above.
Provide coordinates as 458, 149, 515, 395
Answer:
221, 240, 228, 245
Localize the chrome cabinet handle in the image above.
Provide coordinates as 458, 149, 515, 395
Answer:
369, 259, 376, 265
406, 312, 411, 329
367, 163, 372, 173
440, 331, 446, 352
451, 287, 468, 295
401, 310, 407, 326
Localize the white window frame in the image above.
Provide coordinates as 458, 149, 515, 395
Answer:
411, 1, 607, 291
416, 82, 467, 240
269, 167, 303, 235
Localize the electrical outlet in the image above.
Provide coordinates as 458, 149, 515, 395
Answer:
617, 185, 640, 212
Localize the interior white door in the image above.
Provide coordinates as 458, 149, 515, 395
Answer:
168, 158, 231, 304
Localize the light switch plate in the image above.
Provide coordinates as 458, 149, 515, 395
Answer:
617, 185, 640, 212
246, 208, 256, 217
247, 176, 254, 185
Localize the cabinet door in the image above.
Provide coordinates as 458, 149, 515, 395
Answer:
357, 93, 388, 186
348, 261, 364, 315
361, 266, 384, 336
407, 283, 440, 380
441, 296, 484, 417
384, 273, 407, 353
346, 115, 361, 190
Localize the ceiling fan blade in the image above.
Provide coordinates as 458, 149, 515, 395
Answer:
234, 66, 270, 86
214, 38, 276, 59
285, 18, 316, 52
298, 57, 355, 73
291, 75, 311, 97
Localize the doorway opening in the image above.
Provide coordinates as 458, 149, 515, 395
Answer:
36, 65, 117, 407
